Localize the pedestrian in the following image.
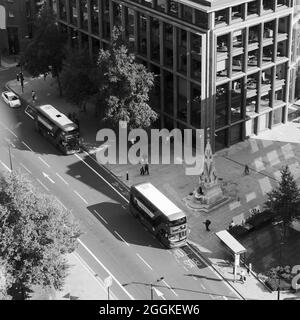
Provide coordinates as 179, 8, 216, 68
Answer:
203, 219, 211, 231
240, 269, 246, 283
16, 73, 19, 82
31, 90, 37, 102
247, 263, 252, 275
140, 165, 145, 176
244, 164, 250, 175
144, 163, 149, 175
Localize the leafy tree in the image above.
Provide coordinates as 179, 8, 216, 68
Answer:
97, 27, 158, 129
265, 165, 300, 231
21, 4, 66, 96
0, 258, 13, 300
61, 48, 102, 109
0, 171, 80, 299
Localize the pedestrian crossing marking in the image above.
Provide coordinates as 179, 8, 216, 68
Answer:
266, 150, 280, 167
253, 157, 265, 171
258, 177, 272, 195
281, 143, 294, 160
245, 192, 256, 202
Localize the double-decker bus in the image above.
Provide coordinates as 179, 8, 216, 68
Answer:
26, 104, 80, 155
129, 182, 187, 248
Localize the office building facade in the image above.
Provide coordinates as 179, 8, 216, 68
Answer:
47, 0, 295, 151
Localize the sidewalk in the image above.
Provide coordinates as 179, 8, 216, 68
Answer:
7, 77, 300, 300
0, 55, 18, 70
29, 252, 113, 300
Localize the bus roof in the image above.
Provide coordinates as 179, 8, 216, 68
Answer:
36, 104, 78, 132
133, 182, 186, 220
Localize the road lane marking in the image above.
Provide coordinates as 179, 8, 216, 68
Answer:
0, 160, 11, 172
183, 266, 189, 272
223, 296, 228, 300
93, 209, 108, 225
56, 172, 69, 185
19, 162, 32, 174
73, 252, 117, 300
36, 178, 49, 191
192, 276, 198, 281
74, 190, 88, 205
38, 156, 50, 168
77, 238, 135, 300
186, 243, 243, 300
200, 283, 206, 289
0, 122, 18, 138
22, 141, 33, 152
56, 199, 67, 211
42, 172, 55, 183
74, 153, 129, 204
114, 231, 130, 246
162, 279, 178, 297
136, 254, 153, 270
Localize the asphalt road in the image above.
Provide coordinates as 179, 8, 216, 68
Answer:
0, 67, 241, 300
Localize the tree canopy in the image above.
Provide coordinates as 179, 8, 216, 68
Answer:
61, 48, 102, 107
97, 27, 158, 129
265, 165, 300, 229
0, 171, 80, 299
21, 4, 66, 95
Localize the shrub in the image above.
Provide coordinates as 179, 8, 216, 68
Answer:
265, 278, 291, 291
246, 209, 274, 229
228, 225, 249, 238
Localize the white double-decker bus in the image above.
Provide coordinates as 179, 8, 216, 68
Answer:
129, 182, 187, 248
26, 104, 81, 155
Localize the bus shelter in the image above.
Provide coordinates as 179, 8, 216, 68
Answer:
215, 230, 247, 281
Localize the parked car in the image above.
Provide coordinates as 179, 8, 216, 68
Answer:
1, 91, 21, 108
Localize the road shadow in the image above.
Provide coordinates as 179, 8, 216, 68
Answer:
87, 202, 163, 249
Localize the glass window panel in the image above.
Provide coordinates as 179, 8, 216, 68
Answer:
177, 29, 187, 75
231, 78, 244, 123
215, 129, 227, 151
91, 0, 99, 35
163, 23, 173, 68
59, 0, 67, 20
137, 13, 147, 56
216, 83, 229, 128
177, 78, 187, 122
80, 0, 88, 30
164, 71, 174, 115
102, 0, 110, 40
112, 2, 122, 27
182, 5, 193, 23
125, 8, 135, 51
191, 83, 201, 127
169, 0, 179, 17
150, 17, 160, 62
195, 10, 208, 29
69, 0, 77, 26
149, 65, 161, 112
191, 33, 201, 81
156, 0, 167, 12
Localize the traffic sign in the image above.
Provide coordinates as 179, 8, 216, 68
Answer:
104, 275, 113, 289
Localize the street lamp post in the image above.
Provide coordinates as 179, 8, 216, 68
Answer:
150, 277, 164, 300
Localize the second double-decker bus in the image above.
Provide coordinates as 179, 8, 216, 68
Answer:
26, 104, 81, 155
129, 182, 187, 248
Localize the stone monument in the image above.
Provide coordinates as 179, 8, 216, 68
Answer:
184, 130, 230, 212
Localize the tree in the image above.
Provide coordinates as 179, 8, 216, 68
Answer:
97, 27, 158, 129
265, 165, 300, 231
21, 4, 66, 96
61, 48, 102, 109
0, 171, 80, 299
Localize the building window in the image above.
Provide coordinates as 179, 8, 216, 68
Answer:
182, 5, 193, 23
91, 0, 99, 35
149, 64, 161, 113
112, 2, 122, 27
177, 29, 187, 75
231, 5, 243, 22
92, 37, 100, 60
230, 123, 242, 145
8, 10, 15, 18
163, 23, 173, 68
190, 33, 201, 81
272, 108, 283, 125
81, 32, 89, 50
137, 13, 147, 57
69, 0, 78, 26
232, 54, 244, 75
169, 0, 179, 17
195, 10, 208, 29
215, 129, 228, 151
141, 0, 153, 8
247, 0, 259, 17
231, 78, 244, 123
177, 77, 188, 122
80, 0, 88, 30
102, 0, 110, 40
191, 83, 201, 127
150, 17, 160, 62
156, 0, 167, 12
263, 0, 274, 13
164, 71, 174, 115
58, 0, 67, 20
216, 84, 229, 128
125, 8, 135, 51
215, 9, 227, 26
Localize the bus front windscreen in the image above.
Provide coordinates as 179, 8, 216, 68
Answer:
168, 217, 187, 227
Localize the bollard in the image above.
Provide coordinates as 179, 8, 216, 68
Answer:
126, 171, 129, 181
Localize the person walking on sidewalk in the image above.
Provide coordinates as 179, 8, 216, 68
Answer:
240, 269, 246, 283
31, 90, 37, 103
244, 164, 250, 175
144, 162, 149, 175
203, 219, 211, 231
140, 164, 145, 176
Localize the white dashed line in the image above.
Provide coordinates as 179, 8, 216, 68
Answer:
36, 178, 49, 191
77, 239, 134, 300
114, 230, 130, 246
93, 209, 108, 225
183, 266, 189, 272
74, 190, 88, 205
22, 141, 33, 152
200, 283, 206, 289
136, 253, 153, 270
38, 156, 50, 168
162, 279, 178, 297
192, 276, 198, 281
74, 153, 128, 204
55, 172, 69, 185
56, 199, 67, 211
0, 160, 11, 172
19, 162, 31, 174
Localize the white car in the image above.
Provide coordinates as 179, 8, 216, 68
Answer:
1, 91, 21, 108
